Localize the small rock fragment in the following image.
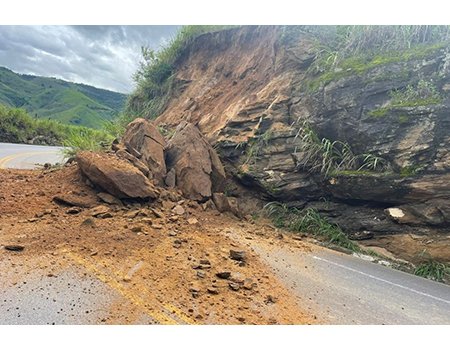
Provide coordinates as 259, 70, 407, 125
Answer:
265, 295, 277, 304
229, 282, 240, 291
187, 217, 199, 225
131, 226, 143, 233
80, 218, 96, 227
197, 271, 206, 278
243, 278, 254, 290
172, 205, 185, 216
4, 245, 24, 252
230, 250, 246, 261
207, 287, 219, 295
216, 271, 231, 279
97, 192, 123, 205
90, 205, 110, 217
66, 207, 82, 215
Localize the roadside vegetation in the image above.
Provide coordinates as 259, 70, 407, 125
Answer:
264, 202, 361, 252
0, 104, 113, 156
414, 251, 450, 282
414, 260, 450, 282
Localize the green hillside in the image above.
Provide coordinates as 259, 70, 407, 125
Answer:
0, 67, 127, 129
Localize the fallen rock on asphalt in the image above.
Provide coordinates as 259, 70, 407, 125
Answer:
76, 151, 159, 199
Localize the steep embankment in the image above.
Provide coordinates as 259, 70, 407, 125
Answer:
154, 26, 450, 263
0, 67, 126, 129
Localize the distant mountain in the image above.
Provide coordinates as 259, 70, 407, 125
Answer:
0, 67, 127, 129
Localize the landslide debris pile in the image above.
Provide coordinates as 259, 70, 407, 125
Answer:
0, 119, 316, 324
76, 118, 236, 215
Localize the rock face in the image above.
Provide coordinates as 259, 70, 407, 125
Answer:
165, 121, 226, 201
76, 151, 159, 199
152, 26, 450, 260
121, 118, 167, 185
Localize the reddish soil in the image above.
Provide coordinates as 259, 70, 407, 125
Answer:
0, 165, 318, 325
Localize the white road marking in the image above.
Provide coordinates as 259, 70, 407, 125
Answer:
313, 255, 450, 305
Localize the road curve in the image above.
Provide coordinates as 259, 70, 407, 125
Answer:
0, 142, 66, 169
244, 238, 450, 324
225, 230, 450, 325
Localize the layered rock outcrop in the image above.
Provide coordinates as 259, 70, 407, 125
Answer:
153, 26, 450, 259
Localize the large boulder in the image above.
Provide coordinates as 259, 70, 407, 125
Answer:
165, 122, 226, 201
76, 151, 159, 199
121, 118, 167, 185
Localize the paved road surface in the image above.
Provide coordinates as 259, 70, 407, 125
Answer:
245, 239, 450, 324
0, 142, 66, 169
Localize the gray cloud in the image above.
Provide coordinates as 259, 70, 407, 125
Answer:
0, 25, 180, 93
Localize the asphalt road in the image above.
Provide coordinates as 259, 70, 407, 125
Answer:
0, 142, 66, 169
247, 239, 450, 324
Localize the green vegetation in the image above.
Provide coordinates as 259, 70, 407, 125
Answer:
399, 164, 424, 177
389, 79, 441, 106
0, 67, 126, 129
126, 25, 235, 119
294, 26, 450, 91
264, 202, 360, 252
414, 260, 450, 282
294, 121, 388, 177
243, 130, 273, 165
0, 104, 113, 155
368, 80, 441, 119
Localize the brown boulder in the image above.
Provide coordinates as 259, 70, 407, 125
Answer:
165, 122, 226, 201
212, 193, 241, 217
76, 151, 159, 199
121, 118, 166, 185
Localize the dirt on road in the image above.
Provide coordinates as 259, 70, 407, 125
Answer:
0, 165, 318, 325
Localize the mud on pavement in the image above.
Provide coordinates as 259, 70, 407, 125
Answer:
0, 165, 318, 325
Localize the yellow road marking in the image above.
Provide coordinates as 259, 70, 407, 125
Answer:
93, 252, 198, 325
162, 303, 198, 325
66, 252, 178, 325
0, 151, 59, 168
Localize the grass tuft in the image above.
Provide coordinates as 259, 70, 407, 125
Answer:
264, 202, 360, 252
414, 261, 450, 282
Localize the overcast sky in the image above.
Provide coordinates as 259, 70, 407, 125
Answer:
0, 25, 180, 93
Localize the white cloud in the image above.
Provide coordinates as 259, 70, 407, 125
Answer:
0, 25, 179, 93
